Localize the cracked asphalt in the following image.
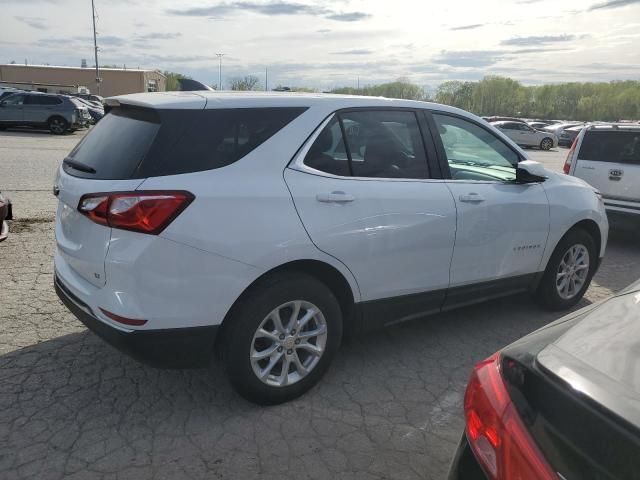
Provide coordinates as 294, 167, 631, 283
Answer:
1, 129, 639, 479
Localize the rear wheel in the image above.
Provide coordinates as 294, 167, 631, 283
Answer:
535, 228, 597, 310
222, 273, 342, 405
48, 117, 68, 135
540, 137, 553, 150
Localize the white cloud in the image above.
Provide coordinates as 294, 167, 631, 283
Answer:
0, 0, 638, 89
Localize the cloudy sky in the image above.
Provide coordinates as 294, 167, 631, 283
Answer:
1, 0, 639, 90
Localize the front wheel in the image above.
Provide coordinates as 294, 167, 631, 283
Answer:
540, 137, 553, 150
535, 228, 597, 310
222, 273, 342, 405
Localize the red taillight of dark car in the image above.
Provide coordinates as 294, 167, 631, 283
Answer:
464, 352, 557, 480
78, 191, 194, 235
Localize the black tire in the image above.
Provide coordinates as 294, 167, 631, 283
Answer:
222, 272, 343, 405
535, 228, 597, 311
48, 116, 68, 135
540, 137, 553, 150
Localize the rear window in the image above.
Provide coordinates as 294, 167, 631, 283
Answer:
64, 106, 307, 179
578, 130, 640, 164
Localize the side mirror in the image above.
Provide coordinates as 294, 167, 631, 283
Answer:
516, 160, 547, 183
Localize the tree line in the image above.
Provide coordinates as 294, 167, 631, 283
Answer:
163, 70, 640, 121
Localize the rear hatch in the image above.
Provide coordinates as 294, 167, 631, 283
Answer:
574, 128, 640, 203
55, 93, 207, 287
530, 287, 640, 479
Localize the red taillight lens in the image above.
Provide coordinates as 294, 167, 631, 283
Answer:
78, 191, 194, 234
464, 352, 557, 480
99, 308, 147, 326
563, 137, 578, 174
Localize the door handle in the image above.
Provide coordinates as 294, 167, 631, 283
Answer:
316, 191, 355, 203
459, 193, 485, 203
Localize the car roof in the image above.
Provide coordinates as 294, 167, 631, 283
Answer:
109, 91, 473, 115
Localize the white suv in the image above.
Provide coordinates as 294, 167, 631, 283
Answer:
54, 92, 608, 404
564, 124, 640, 218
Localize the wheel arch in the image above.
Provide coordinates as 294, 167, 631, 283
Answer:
215, 259, 358, 354
567, 219, 602, 258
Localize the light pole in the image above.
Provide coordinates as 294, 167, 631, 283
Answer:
91, 0, 100, 95
216, 53, 225, 90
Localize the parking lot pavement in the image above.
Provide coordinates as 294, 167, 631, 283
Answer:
1, 129, 86, 220
526, 146, 567, 172
1, 132, 639, 480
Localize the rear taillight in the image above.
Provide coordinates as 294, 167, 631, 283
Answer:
464, 352, 557, 480
78, 191, 194, 234
563, 137, 578, 174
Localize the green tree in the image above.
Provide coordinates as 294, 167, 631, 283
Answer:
163, 71, 190, 91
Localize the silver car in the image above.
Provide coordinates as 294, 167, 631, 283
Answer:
493, 120, 558, 150
0, 91, 91, 134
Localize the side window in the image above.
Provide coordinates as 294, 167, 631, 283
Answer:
433, 113, 519, 182
2, 95, 25, 106
304, 110, 430, 179
25, 96, 42, 105
41, 96, 63, 105
341, 110, 429, 179
303, 116, 351, 176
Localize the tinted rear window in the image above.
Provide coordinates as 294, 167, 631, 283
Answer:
578, 130, 640, 164
65, 108, 160, 179
64, 106, 307, 179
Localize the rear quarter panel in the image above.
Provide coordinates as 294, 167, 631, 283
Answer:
136, 106, 362, 303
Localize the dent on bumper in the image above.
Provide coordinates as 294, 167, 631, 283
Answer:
55, 274, 219, 369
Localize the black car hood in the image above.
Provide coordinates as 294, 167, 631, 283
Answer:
537, 286, 640, 429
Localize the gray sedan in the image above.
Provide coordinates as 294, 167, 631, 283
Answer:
493, 121, 558, 150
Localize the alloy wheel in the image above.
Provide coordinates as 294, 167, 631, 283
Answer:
556, 244, 590, 299
250, 300, 328, 387
50, 119, 65, 134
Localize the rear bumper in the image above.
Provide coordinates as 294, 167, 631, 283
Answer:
604, 198, 640, 217
55, 274, 219, 368
448, 435, 488, 480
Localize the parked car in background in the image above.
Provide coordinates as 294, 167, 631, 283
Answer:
564, 123, 640, 218
493, 121, 558, 150
70, 93, 104, 105
449, 278, 640, 480
558, 124, 584, 147
543, 122, 583, 138
0, 91, 91, 134
54, 93, 607, 405
484, 116, 527, 124
527, 121, 549, 129
0, 192, 11, 242
73, 97, 104, 123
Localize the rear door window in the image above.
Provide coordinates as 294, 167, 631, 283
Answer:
578, 131, 640, 164
303, 110, 430, 179
64, 106, 307, 179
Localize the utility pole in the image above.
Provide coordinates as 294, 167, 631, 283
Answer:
91, 0, 100, 95
265, 67, 268, 91
216, 53, 225, 90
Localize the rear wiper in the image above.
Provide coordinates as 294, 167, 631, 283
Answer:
63, 158, 96, 174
